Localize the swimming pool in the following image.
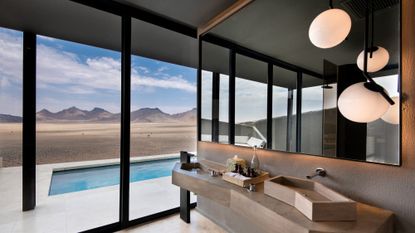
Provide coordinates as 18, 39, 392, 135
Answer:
49, 158, 179, 196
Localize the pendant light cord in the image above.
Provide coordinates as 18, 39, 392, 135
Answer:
370, 0, 375, 58
329, 0, 333, 9
363, 0, 395, 105
363, 0, 369, 73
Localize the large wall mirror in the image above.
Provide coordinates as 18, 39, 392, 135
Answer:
199, 0, 401, 166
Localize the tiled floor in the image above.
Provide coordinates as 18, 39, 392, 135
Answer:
0, 155, 197, 233
119, 210, 227, 233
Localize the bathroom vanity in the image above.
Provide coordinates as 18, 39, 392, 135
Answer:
172, 160, 393, 233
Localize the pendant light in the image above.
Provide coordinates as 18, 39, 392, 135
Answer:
309, 0, 351, 49
381, 96, 399, 124
338, 82, 389, 123
338, 0, 394, 123
356, 1, 389, 72
356, 46, 389, 72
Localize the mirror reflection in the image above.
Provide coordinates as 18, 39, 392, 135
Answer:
199, 0, 400, 165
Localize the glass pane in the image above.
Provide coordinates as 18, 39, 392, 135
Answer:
219, 74, 229, 143
272, 66, 296, 151
36, 34, 121, 232
288, 89, 297, 152
129, 18, 197, 220
301, 74, 323, 155
235, 54, 267, 148
201, 71, 213, 141
0, 27, 23, 221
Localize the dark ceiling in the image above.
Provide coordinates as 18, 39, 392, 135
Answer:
0, 0, 236, 69
0, 0, 400, 88
205, 0, 400, 87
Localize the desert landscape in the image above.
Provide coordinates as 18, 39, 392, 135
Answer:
0, 107, 196, 167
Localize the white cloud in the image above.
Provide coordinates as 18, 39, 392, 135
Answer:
157, 66, 168, 73
0, 30, 197, 115
137, 66, 150, 74
132, 74, 195, 93
0, 30, 23, 86
37, 35, 56, 41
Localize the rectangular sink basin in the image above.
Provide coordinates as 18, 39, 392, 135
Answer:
264, 176, 356, 221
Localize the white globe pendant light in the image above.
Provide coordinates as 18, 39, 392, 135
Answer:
356, 46, 390, 72
381, 96, 400, 124
338, 82, 389, 123
309, 8, 352, 49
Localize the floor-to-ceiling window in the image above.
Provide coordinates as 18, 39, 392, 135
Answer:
35, 34, 121, 232
0, 27, 23, 231
129, 18, 197, 220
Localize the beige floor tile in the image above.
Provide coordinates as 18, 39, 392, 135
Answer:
120, 211, 227, 233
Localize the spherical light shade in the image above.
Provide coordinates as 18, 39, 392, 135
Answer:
356, 46, 390, 72
309, 9, 352, 49
338, 82, 389, 123
381, 96, 400, 124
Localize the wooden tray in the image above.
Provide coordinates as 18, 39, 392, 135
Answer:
222, 171, 269, 187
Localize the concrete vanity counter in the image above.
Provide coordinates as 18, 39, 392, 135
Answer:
172, 161, 394, 233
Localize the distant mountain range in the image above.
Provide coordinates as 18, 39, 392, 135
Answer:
0, 107, 196, 123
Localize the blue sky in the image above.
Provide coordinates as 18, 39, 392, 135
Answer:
0, 27, 196, 116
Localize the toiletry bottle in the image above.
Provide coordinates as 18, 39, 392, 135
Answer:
251, 146, 260, 172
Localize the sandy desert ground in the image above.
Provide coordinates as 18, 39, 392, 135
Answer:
0, 122, 196, 167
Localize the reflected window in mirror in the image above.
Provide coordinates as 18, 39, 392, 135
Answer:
366, 75, 399, 164
301, 75, 324, 155
219, 74, 229, 143
201, 71, 212, 142
235, 54, 267, 148
272, 66, 297, 152
198, 0, 401, 166
201, 41, 230, 143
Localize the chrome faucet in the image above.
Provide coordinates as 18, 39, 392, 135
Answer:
306, 168, 327, 179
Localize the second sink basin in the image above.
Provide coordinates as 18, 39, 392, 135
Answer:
264, 175, 356, 222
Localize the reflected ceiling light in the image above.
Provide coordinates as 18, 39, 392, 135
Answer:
308, 0, 351, 49
381, 96, 400, 124
357, 46, 390, 72
337, 0, 395, 123
338, 82, 389, 123
355, 4, 389, 73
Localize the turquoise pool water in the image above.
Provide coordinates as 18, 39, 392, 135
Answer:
49, 158, 179, 196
